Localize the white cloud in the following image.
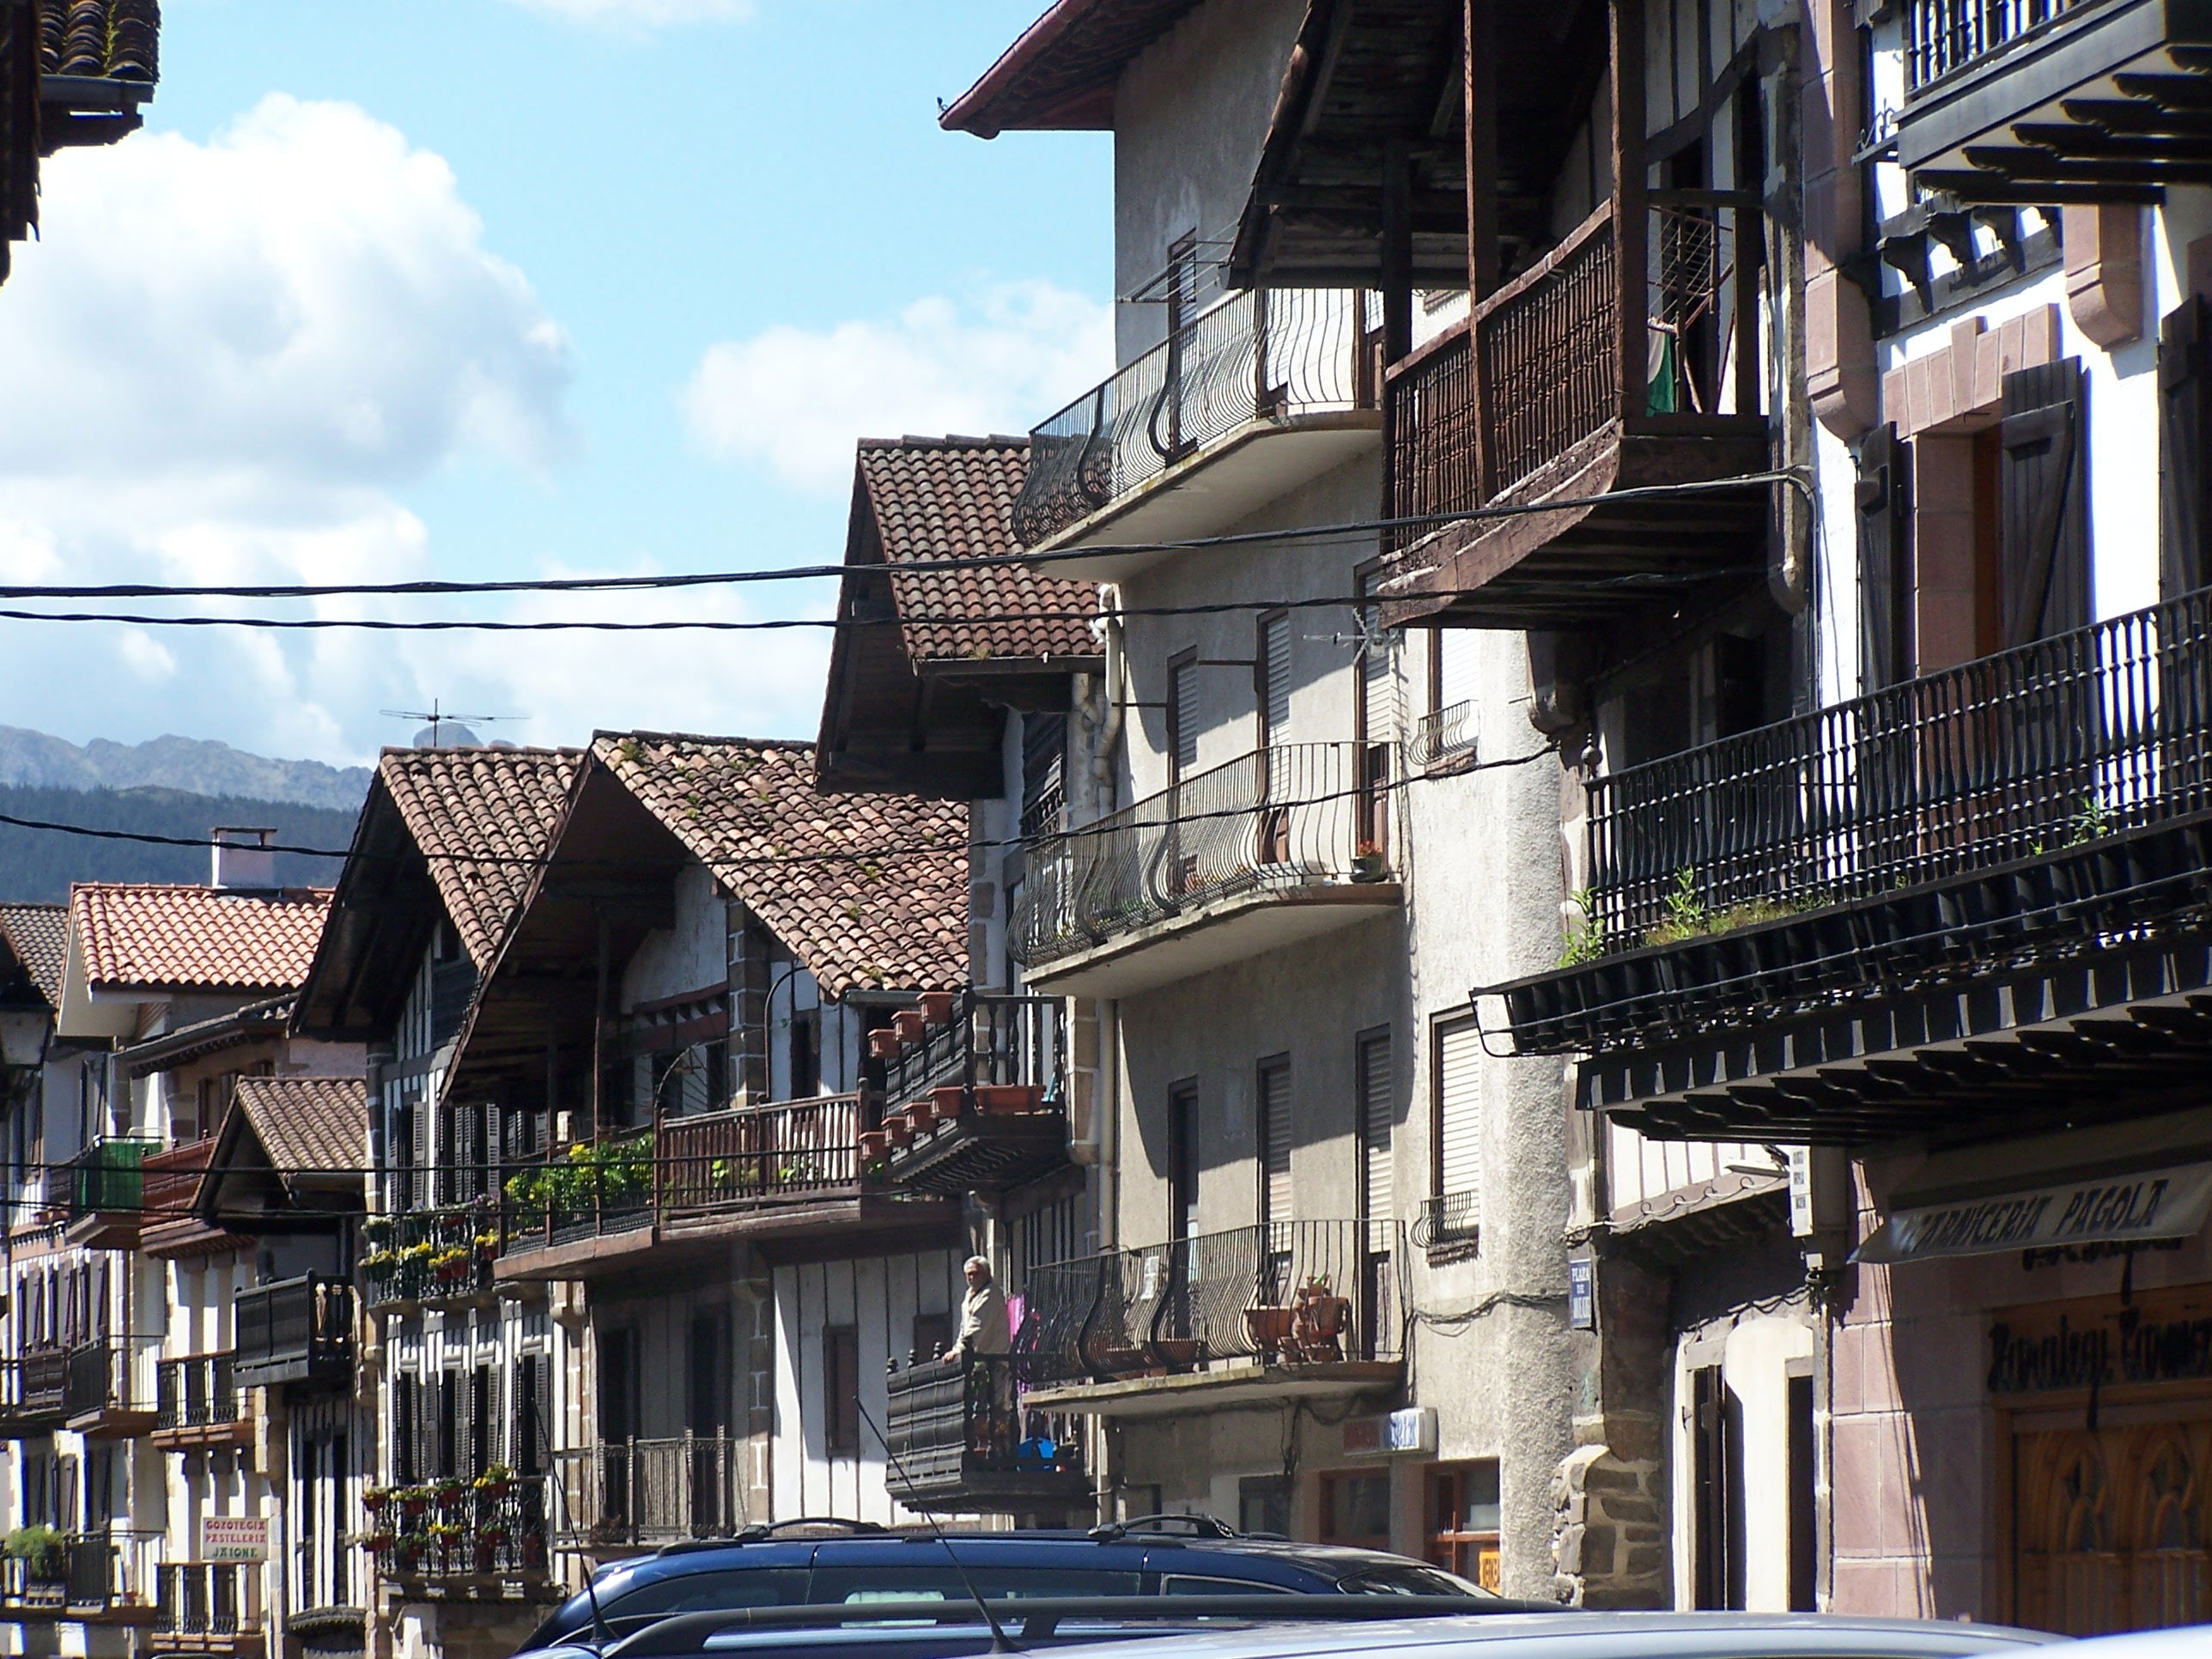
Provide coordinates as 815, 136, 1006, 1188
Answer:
684, 283, 1115, 494
499, 0, 753, 30
0, 97, 588, 764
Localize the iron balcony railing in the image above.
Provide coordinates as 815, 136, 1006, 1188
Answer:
1907, 0, 2099, 89
1406, 701, 1478, 770
1386, 194, 1759, 545
1583, 588, 2212, 951
1018, 1220, 1401, 1388
1013, 287, 1374, 545
884, 995, 1066, 1118
155, 1562, 257, 1637
884, 1354, 1085, 1499
234, 1273, 353, 1384
155, 1353, 240, 1431
369, 1474, 550, 1583
1012, 743, 1387, 969
361, 1204, 498, 1308
66, 1529, 159, 1615
552, 1436, 747, 1548
65, 1338, 156, 1420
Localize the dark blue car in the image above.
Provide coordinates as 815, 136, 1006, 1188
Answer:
520, 1518, 1492, 1654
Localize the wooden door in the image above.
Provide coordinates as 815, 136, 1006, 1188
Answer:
2014, 1414, 2212, 1633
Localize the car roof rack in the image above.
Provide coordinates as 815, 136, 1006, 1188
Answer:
1086, 1513, 1241, 1542
603, 1593, 1533, 1657
705, 1517, 890, 1548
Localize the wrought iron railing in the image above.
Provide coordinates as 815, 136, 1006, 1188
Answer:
368, 1475, 549, 1583
156, 1562, 257, 1636
1583, 588, 2212, 951
64, 1337, 155, 1419
1012, 743, 1385, 968
1386, 196, 1758, 542
66, 1530, 158, 1614
360, 1204, 497, 1307
884, 1355, 1084, 1497
551, 1436, 747, 1547
1014, 287, 1373, 545
884, 996, 1066, 1116
234, 1274, 352, 1383
155, 1352, 240, 1431
1018, 1220, 1401, 1386
1407, 701, 1479, 770
1906, 0, 2100, 89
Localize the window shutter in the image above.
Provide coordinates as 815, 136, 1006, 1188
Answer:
2160, 297, 2210, 599
1434, 629, 1479, 713
1356, 1032, 1393, 1225
1257, 1060, 1292, 1230
1856, 423, 1913, 690
1170, 659, 1200, 780
1998, 358, 2090, 647
1259, 614, 1292, 745
1435, 1021, 1482, 1200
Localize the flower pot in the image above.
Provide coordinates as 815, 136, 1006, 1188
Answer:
1243, 1307, 1295, 1354
883, 1113, 915, 1149
928, 1085, 965, 1123
919, 991, 957, 1025
858, 1131, 890, 1162
974, 1084, 1044, 1116
1152, 1338, 1201, 1370
894, 1010, 927, 1045
867, 1029, 900, 1060
1351, 854, 1389, 884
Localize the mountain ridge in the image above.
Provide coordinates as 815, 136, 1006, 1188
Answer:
0, 726, 372, 812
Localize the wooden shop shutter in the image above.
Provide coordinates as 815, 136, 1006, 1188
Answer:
1998, 358, 2091, 647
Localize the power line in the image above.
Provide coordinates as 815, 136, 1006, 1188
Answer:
0, 469, 1806, 605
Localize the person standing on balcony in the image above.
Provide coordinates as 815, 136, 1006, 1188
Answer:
945, 1256, 1010, 1363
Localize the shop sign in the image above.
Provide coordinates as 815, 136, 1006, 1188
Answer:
1340, 1407, 1437, 1456
202, 1516, 268, 1562
1858, 1161, 2212, 1264
1988, 1290, 2212, 1395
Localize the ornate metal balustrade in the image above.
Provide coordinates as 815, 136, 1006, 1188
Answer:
361, 1203, 498, 1308
1018, 1220, 1401, 1388
156, 1562, 255, 1638
368, 1475, 550, 1583
551, 1436, 747, 1548
1012, 743, 1382, 969
1406, 702, 1478, 771
1582, 587, 2212, 952
1014, 287, 1373, 545
155, 1352, 239, 1431
879, 997, 1070, 1195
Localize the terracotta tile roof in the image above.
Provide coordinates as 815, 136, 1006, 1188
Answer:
858, 437, 1101, 667
70, 884, 330, 997
942, 0, 1206, 136
595, 733, 969, 999
4, 3, 161, 275
0, 902, 67, 1008
39, 1, 159, 81
234, 1076, 368, 1179
377, 748, 583, 972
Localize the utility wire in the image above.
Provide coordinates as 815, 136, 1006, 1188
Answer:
0, 469, 1808, 605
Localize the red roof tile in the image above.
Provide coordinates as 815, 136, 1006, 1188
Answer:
942, 0, 1206, 136
376, 748, 583, 972
858, 437, 1100, 666
234, 1076, 368, 1179
0, 902, 67, 1008
595, 733, 969, 999
70, 884, 330, 997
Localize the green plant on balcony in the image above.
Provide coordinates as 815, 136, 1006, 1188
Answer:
362, 1250, 399, 1281
432, 1475, 471, 1510
1559, 886, 1603, 967
3, 1526, 64, 1583
1639, 867, 1828, 950
472, 1462, 514, 1498
361, 1215, 394, 1245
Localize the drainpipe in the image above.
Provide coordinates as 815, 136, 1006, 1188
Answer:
1765, 9, 1816, 639
1087, 592, 1127, 821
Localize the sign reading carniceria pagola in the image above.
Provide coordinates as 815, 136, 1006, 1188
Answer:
1856, 1161, 2212, 1264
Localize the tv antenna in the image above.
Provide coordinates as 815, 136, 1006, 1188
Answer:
379, 699, 526, 750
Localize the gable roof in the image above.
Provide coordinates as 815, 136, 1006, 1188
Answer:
594, 733, 969, 999
0, 903, 66, 1008
233, 1075, 368, 1183
4, 3, 161, 281
70, 884, 330, 997
941, 0, 1208, 137
858, 437, 1101, 667
376, 747, 583, 972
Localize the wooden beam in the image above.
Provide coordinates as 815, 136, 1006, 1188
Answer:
1467, 0, 1500, 300
1611, 0, 1648, 428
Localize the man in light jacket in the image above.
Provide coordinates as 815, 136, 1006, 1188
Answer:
945, 1255, 1011, 1364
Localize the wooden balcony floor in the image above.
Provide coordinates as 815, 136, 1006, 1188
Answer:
1382, 415, 1771, 630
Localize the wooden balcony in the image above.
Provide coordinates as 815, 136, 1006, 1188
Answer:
1379, 197, 1771, 632
1897, 0, 2212, 202
884, 1357, 1091, 1519
0, 1350, 69, 1437
493, 1097, 958, 1282
234, 1274, 352, 1389
64, 1137, 157, 1249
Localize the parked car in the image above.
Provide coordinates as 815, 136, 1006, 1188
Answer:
518, 1517, 1503, 1654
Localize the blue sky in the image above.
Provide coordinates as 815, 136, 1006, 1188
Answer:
0, 0, 1113, 762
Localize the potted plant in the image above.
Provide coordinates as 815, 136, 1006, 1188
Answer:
4, 1525, 66, 1585
919, 991, 957, 1025
1351, 840, 1389, 882
1290, 1274, 1350, 1360
362, 1486, 393, 1515
433, 1475, 471, 1510
1243, 1306, 1295, 1359
398, 1486, 432, 1517
361, 1216, 393, 1246
430, 1246, 471, 1286
473, 1463, 514, 1500
391, 1535, 425, 1575
363, 1529, 396, 1553
893, 1009, 928, 1045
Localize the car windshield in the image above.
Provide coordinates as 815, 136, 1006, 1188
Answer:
1334, 1565, 1490, 1596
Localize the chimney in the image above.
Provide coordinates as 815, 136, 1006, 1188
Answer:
211, 827, 278, 891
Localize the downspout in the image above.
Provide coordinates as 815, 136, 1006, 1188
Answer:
1764, 5, 1816, 638
1087, 590, 1127, 820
